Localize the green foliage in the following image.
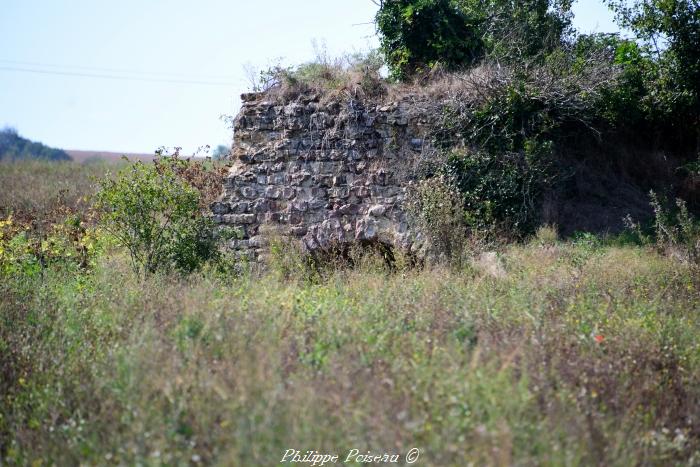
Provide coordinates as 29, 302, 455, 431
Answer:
573, 33, 652, 127
649, 191, 700, 266
375, 0, 573, 80
375, 0, 485, 80
95, 158, 219, 277
606, 0, 699, 145
0, 128, 71, 162
445, 145, 553, 235
471, 84, 556, 153
459, 0, 573, 62
405, 175, 472, 265
607, 0, 699, 92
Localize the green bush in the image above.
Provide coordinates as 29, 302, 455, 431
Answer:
95, 159, 219, 277
572, 34, 651, 128
375, 0, 573, 81
405, 175, 474, 265
445, 145, 553, 235
605, 0, 699, 149
462, 0, 573, 62
649, 191, 700, 266
375, 0, 485, 80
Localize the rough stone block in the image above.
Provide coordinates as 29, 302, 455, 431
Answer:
264, 187, 281, 199
224, 213, 256, 225
240, 187, 258, 199
211, 202, 229, 215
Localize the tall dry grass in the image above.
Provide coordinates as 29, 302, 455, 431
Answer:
0, 160, 112, 220
2, 161, 700, 466
2, 238, 699, 465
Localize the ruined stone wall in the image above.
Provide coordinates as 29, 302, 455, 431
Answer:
212, 92, 432, 260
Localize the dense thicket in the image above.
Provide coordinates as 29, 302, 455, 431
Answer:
0, 128, 71, 161
375, 0, 573, 80
376, 0, 699, 144
375, 0, 700, 237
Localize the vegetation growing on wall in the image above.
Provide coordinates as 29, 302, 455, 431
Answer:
375, 0, 485, 81
246, 48, 386, 102
370, 0, 700, 243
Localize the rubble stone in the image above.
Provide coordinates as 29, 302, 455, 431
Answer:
215, 92, 430, 261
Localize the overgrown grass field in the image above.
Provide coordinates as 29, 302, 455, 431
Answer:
1, 161, 699, 465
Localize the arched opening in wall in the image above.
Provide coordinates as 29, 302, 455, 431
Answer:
310, 240, 416, 273
352, 240, 396, 271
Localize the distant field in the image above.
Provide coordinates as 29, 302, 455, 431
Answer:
0, 160, 112, 218
66, 149, 155, 163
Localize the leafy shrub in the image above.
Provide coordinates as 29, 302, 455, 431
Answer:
445, 146, 553, 235
473, 0, 573, 62
649, 191, 700, 267
375, 0, 573, 81
572, 33, 650, 128
375, 0, 485, 80
0, 214, 100, 277
604, 0, 699, 150
607, 0, 699, 108
405, 174, 473, 265
95, 158, 221, 277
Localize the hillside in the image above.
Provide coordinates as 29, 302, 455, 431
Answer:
0, 129, 154, 164
0, 128, 71, 161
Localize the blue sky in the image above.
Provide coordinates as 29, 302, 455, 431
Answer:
0, 0, 618, 155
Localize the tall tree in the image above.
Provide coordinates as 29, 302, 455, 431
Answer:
607, 0, 699, 147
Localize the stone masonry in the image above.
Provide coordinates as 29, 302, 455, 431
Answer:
212, 91, 432, 261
